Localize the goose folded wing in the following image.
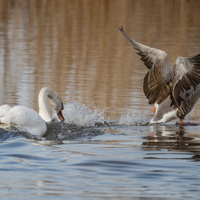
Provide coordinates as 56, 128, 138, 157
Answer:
176, 85, 200, 119
172, 54, 200, 118
119, 26, 173, 104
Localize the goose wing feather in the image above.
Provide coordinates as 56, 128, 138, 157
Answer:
119, 26, 173, 104
172, 54, 200, 119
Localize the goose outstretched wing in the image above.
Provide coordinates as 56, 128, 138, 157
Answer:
119, 26, 173, 104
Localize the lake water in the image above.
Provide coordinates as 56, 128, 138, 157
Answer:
1, 0, 200, 199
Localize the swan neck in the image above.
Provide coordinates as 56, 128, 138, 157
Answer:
38, 88, 52, 122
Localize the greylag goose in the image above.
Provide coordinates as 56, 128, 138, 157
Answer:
119, 26, 200, 124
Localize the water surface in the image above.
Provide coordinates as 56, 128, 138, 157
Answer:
1, 0, 200, 199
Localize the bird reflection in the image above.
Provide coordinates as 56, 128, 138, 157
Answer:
142, 124, 200, 161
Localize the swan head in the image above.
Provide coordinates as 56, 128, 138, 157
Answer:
55, 101, 65, 122
47, 93, 65, 122
39, 87, 65, 122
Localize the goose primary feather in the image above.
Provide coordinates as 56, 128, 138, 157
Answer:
119, 26, 200, 124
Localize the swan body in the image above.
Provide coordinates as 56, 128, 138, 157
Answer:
0, 105, 47, 136
0, 87, 65, 136
119, 26, 200, 124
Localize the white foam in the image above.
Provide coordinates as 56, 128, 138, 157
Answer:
53, 102, 150, 126
53, 101, 105, 126
117, 111, 150, 126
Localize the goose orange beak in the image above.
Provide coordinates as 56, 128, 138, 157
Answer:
152, 106, 156, 114
57, 109, 65, 121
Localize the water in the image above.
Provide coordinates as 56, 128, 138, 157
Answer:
1, 0, 200, 199
1, 124, 200, 199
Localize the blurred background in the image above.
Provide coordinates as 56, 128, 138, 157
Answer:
0, 0, 200, 120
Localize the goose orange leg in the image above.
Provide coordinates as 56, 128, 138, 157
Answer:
178, 119, 198, 126
179, 120, 183, 125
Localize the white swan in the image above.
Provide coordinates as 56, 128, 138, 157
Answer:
0, 87, 65, 136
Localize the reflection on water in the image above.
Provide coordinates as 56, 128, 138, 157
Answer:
1, 0, 200, 199
1, 124, 200, 199
142, 125, 200, 161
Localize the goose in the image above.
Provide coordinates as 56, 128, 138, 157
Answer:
119, 26, 200, 124
0, 87, 65, 136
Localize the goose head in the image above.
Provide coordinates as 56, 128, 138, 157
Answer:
150, 96, 177, 124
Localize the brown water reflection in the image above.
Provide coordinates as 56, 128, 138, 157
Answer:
1, 0, 200, 120
142, 125, 200, 161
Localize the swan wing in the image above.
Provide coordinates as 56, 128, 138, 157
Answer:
0, 105, 11, 123
172, 54, 200, 119
119, 26, 173, 104
1, 105, 47, 136
11, 106, 47, 136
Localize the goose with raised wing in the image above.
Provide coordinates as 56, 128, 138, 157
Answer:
0, 87, 65, 136
119, 26, 200, 124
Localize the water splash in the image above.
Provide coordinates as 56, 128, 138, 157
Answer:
53, 101, 105, 127
116, 111, 150, 126
53, 101, 150, 126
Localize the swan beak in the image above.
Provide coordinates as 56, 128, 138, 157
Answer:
57, 109, 65, 121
